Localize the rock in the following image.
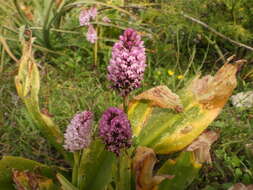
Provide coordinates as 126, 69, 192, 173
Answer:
231, 91, 253, 108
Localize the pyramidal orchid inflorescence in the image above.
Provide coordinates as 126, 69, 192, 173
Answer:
89, 7, 98, 20
99, 107, 132, 156
79, 7, 98, 43
108, 28, 146, 96
79, 7, 97, 26
79, 9, 90, 26
86, 25, 97, 44
64, 111, 93, 152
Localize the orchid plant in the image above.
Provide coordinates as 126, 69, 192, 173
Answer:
0, 26, 242, 190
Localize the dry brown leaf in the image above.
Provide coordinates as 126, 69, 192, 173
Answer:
133, 147, 173, 190
229, 183, 247, 190
190, 62, 242, 109
20, 4, 34, 21
12, 169, 55, 190
55, 0, 63, 8
134, 85, 183, 112
228, 183, 253, 190
12, 170, 40, 190
186, 130, 219, 163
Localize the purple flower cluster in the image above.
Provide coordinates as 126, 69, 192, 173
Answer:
108, 28, 146, 96
64, 111, 93, 152
79, 7, 98, 43
99, 107, 132, 156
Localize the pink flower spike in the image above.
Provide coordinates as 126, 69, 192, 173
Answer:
89, 7, 97, 19
79, 9, 90, 26
86, 25, 97, 44
107, 28, 146, 96
64, 111, 93, 152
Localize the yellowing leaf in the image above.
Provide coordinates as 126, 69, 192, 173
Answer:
128, 64, 238, 154
12, 170, 59, 190
15, 39, 71, 163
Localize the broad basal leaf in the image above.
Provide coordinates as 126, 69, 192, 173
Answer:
128, 63, 238, 154
78, 139, 116, 190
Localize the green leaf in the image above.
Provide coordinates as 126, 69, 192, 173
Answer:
78, 139, 116, 190
157, 152, 202, 190
118, 150, 132, 190
0, 156, 57, 190
57, 173, 78, 190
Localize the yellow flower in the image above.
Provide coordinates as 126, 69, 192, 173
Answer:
177, 75, 184, 79
168, 70, 174, 76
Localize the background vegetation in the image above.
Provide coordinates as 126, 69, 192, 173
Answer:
0, 0, 253, 189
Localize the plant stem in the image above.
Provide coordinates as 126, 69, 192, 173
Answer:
182, 13, 253, 52
72, 151, 80, 187
77, 149, 86, 188
0, 36, 19, 63
94, 31, 98, 68
93, 10, 99, 68
117, 157, 121, 190
123, 95, 129, 113
0, 42, 4, 74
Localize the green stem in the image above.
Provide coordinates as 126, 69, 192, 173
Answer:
72, 151, 80, 187
94, 31, 98, 68
0, 30, 5, 75
123, 95, 129, 113
77, 149, 86, 188
93, 9, 99, 68
117, 157, 121, 190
